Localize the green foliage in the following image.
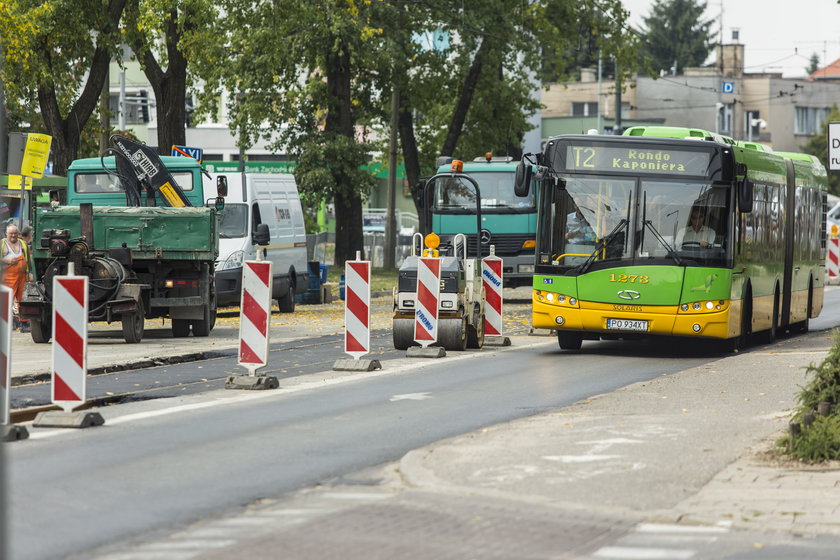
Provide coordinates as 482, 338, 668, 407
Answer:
778, 329, 840, 462
638, 0, 716, 74
782, 415, 840, 462
806, 52, 821, 75
801, 104, 840, 196
797, 329, 840, 413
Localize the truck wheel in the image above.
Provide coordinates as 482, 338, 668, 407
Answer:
172, 319, 191, 338
277, 283, 295, 313
191, 305, 214, 337
122, 300, 145, 344
30, 319, 51, 344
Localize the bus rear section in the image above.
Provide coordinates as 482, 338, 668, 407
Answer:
526, 128, 826, 350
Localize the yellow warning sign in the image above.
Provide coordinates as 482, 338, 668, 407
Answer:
7, 175, 33, 190
20, 133, 52, 178
158, 182, 186, 207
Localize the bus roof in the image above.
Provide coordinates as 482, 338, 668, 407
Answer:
623, 126, 737, 146
68, 155, 203, 172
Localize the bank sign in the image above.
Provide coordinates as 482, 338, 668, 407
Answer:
829, 122, 840, 171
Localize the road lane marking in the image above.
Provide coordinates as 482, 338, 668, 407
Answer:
25, 339, 555, 440
390, 392, 432, 401
593, 546, 696, 559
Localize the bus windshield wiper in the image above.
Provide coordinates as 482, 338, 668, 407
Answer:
643, 220, 683, 265
575, 218, 629, 274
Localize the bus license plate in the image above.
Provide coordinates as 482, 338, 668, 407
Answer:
606, 318, 649, 332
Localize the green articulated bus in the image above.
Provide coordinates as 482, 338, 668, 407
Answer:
514, 126, 828, 351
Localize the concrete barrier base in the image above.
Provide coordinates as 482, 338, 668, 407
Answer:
484, 335, 511, 346
225, 375, 280, 390
332, 358, 381, 372
1, 423, 30, 441
33, 410, 105, 429
406, 346, 446, 358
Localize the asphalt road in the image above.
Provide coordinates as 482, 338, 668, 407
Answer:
7, 334, 724, 560
6, 287, 840, 560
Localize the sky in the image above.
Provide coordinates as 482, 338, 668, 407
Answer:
620, 0, 840, 78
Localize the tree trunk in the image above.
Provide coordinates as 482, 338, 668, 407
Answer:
134, 7, 188, 154
325, 40, 363, 268
440, 38, 491, 157
37, 0, 126, 175
398, 102, 426, 233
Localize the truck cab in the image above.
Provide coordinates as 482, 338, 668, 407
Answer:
66, 156, 205, 206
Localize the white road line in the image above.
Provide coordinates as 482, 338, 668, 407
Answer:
26, 341, 553, 440
593, 546, 696, 559
635, 523, 728, 534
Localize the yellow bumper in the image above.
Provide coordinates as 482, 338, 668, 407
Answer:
532, 297, 734, 339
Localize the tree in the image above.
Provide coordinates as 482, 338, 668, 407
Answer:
123, 0, 216, 155
0, 0, 127, 175
393, 0, 639, 220
802, 104, 840, 196
806, 52, 821, 75
195, 0, 383, 267
638, 0, 716, 75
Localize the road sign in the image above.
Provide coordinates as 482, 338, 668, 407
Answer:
414, 257, 441, 348
482, 250, 504, 337
721, 81, 735, 94
829, 121, 840, 171
171, 144, 203, 163
344, 259, 371, 359
238, 260, 273, 374
51, 275, 88, 413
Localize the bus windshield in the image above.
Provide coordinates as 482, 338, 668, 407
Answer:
433, 172, 535, 211
539, 174, 730, 269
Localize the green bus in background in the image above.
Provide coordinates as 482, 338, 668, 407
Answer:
514, 126, 828, 351
432, 155, 537, 287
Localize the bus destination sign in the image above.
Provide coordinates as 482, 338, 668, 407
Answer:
564, 145, 712, 176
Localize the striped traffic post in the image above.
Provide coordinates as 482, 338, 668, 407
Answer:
414, 256, 441, 347
482, 245, 510, 346
33, 269, 104, 428
227, 259, 279, 389
334, 252, 381, 371
828, 224, 839, 283
1, 286, 27, 440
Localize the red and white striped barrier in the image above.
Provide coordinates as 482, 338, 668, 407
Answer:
238, 260, 273, 374
344, 258, 370, 358
482, 249, 504, 337
51, 275, 88, 413
828, 227, 839, 281
414, 256, 441, 347
1, 286, 12, 426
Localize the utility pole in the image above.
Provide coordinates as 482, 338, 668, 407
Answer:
614, 59, 621, 134
596, 51, 602, 134
384, 88, 399, 269
100, 65, 110, 154
0, 46, 7, 173
383, 3, 402, 270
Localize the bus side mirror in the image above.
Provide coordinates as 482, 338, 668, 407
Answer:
253, 223, 270, 246
514, 162, 532, 197
216, 175, 228, 197
739, 178, 754, 213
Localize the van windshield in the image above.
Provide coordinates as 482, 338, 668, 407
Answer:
217, 203, 248, 238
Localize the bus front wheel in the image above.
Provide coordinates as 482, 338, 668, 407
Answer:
557, 331, 583, 351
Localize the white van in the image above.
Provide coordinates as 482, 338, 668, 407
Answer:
207, 173, 309, 311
